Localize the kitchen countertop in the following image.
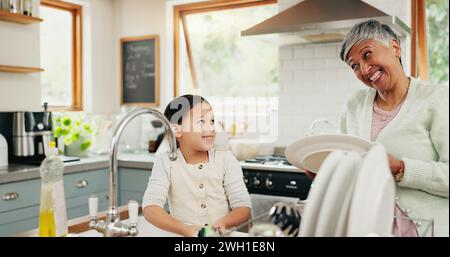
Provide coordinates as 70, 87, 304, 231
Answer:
14, 205, 248, 237
0, 154, 109, 184
0, 150, 303, 184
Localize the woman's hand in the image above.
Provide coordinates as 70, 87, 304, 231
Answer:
304, 155, 402, 180
388, 154, 402, 175
181, 224, 203, 237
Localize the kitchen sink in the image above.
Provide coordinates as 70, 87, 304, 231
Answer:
77, 215, 248, 237
78, 215, 179, 237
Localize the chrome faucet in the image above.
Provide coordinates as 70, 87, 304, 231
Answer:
88, 107, 178, 237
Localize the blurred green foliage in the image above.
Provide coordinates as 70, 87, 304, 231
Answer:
181, 4, 279, 97
53, 113, 97, 151
427, 0, 449, 85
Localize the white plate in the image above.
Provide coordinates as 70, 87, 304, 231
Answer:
299, 151, 345, 237
334, 164, 361, 236
347, 144, 396, 236
285, 134, 374, 173
314, 151, 362, 236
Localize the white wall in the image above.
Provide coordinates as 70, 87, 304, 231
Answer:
112, 0, 169, 114
0, 1, 42, 111
276, 0, 412, 146
84, 0, 115, 114
111, 0, 169, 150
0, 0, 116, 113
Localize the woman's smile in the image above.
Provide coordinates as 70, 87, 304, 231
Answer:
368, 69, 384, 84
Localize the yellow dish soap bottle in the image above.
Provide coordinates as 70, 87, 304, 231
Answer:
38, 141, 68, 237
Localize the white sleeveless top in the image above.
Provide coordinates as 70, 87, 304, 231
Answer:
142, 149, 251, 226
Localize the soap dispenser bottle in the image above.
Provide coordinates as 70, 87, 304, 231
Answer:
38, 141, 68, 237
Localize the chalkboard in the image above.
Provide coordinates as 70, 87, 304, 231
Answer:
121, 35, 159, 107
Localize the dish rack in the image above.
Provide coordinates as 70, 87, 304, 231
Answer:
394, 215, 434, 237
222, 200, 435, 237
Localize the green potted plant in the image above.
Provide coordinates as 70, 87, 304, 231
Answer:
53, 113, 96, 157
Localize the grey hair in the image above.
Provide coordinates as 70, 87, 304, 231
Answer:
339, 19, 401, 63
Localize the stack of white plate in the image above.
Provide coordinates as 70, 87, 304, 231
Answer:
285, 134, 374, 173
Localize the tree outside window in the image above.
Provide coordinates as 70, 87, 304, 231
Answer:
40, 0, 82, 111
426, 0, 449, 85
179, 4, 278, 97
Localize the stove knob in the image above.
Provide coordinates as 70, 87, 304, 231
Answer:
265, 178, 273, 189
253, 177, 261, 187
244, 177, 249, 186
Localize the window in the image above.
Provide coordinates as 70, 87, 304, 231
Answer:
411, 0, 449, 85
426, 0, 448, 84
173, 1, 279, 142
174, 0, 278, 97
40, 0, 82, 110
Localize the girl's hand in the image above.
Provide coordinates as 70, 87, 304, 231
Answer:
182, 224, 202, 237
304, 169, 316, 180
212, 221, 226, 235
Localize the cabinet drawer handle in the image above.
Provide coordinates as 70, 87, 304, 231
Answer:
3, 192, 19, 201
76, 180, 89, 188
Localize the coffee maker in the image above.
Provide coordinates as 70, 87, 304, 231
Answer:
12, 110, 53, 164
0, 104, 53, 165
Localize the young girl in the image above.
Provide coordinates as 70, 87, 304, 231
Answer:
142, 95, 252, 237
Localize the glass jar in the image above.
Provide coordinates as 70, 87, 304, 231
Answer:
1, 0, 11, 11
23, 0, 32, 16
10, 0, 23, 14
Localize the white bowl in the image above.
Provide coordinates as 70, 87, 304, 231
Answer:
229, 139, 261, 161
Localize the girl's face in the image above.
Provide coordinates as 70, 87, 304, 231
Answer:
346, 39, 403, 93
175, 102, 216, 152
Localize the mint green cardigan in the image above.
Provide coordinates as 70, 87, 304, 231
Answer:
339, 77, 449, 236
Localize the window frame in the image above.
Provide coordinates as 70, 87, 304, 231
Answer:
411, 0, 428, 80
172, 0, 277, 97
173, 1, 434, 84
40, 0, 83, 111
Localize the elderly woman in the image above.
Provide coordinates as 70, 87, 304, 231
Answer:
335, 19, 449, 236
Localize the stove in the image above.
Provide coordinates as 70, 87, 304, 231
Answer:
244, 155, 292, 166
241, 155, 311, 199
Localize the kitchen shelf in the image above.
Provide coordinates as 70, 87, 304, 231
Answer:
0, 10, 43, 24
0, 65, 44, 73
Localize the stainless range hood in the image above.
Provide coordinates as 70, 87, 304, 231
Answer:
241, 0, 410, 44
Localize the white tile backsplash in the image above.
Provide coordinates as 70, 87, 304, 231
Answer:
314, 45, 339, 58
294, 46, 315, 59
280, 47, 294, 60
314, 70, 338, 81
302, 58, 327, 70
279, 71, 294, 84
276, 0, 411, 146
282, 59, 304, 71
293, 70, 316, 82
326, 58, 348, 69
